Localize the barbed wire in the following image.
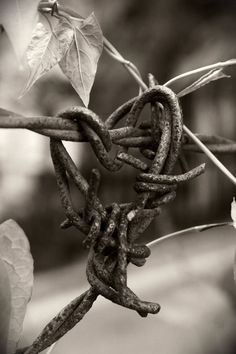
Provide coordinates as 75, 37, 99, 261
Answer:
1, 107, 236, 153
2, 2, 235, 354
13, 83, 207, 354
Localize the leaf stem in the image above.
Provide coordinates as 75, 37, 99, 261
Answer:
164, 59, 236, 87
184, 125, 236, 186
101, 41, 236, 186
103, 38, 147, 90
46, 342, 58, 354
38, 2, 84, 19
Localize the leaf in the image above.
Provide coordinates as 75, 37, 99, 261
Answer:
234, 251, 236, 286
0, 108, 22, 117
231, 197, 236, 228
0, 259, 11, 354
59, 12, 103, 107
177, 69, 230, 98
0, 219, 34, 354
0, 0, 40, 59
0, 108, 16, 116
230, 198, 236, 285
21, 18, 74, 97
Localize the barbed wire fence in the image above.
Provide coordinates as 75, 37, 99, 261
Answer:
0, 2, 235, 354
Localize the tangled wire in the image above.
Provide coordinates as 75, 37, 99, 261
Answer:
11, 84, 210, 354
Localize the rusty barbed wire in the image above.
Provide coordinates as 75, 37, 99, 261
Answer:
9, 83, 215, 354
1, 108, 236, 153
2, 59, 236, 354
5, 2, 236, 353
1, 84, 236, 354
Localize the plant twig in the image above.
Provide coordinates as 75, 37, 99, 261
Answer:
164, 59, 236, 87
46, 342, 58, 354
183, 126, 236, 186
101, 41, 236, 185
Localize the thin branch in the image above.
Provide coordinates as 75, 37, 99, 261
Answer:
164, 59, 236, 87
103, 38, 147, 90
46, 342, 58, 354
184, 125, 236, 186
101, 41, 236, 186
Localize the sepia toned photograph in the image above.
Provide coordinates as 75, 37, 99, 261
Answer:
0, 0, 236, 353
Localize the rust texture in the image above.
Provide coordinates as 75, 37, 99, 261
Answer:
14, 85, 207, 354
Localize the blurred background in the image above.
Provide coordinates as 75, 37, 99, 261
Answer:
0, 0, 236, 272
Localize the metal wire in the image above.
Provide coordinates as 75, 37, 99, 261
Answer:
8, 4, 236, 353
9, 84, 212, 354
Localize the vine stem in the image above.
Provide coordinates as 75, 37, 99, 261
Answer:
38, 2, 236, 186
103, 43, 236, 185
103, 38, 146, 90
46, 342, 58, 354
102, 46, 236, 186
164, 59, 236, 87
183, 126, 236, 186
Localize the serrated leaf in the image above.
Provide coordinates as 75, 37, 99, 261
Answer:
21, 19, 74, 96
0, 219, 34, 354
59, 12, 103, 107
178, 69, 230, 98
0, 0, 40, 60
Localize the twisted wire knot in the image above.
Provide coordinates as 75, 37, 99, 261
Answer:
51, 85, 205, 316
24, 85, 205, 354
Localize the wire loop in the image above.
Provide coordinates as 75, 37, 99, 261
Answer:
16, 85, 207, 354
